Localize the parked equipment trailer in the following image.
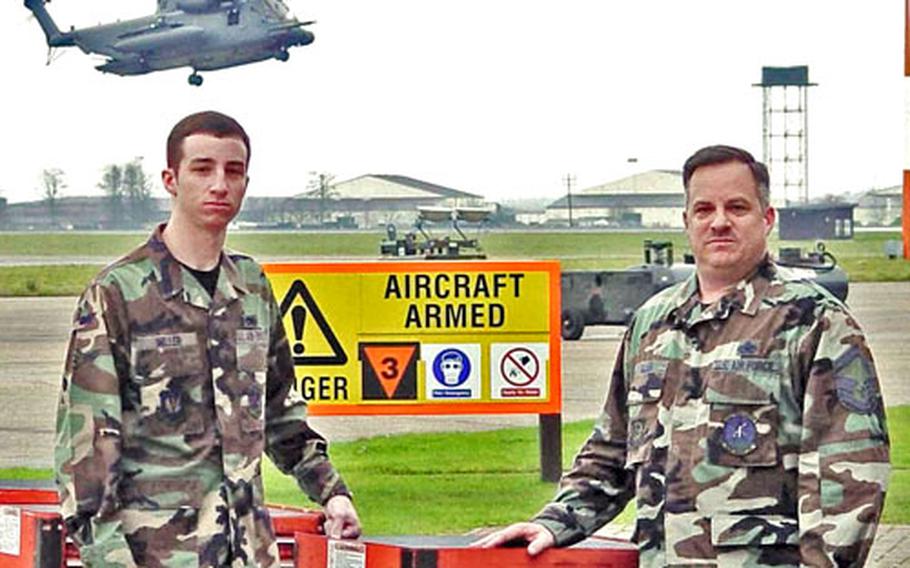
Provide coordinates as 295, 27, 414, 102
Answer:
560, 241, 848, 340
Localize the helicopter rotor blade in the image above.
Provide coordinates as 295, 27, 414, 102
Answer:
46, 46, 65, 65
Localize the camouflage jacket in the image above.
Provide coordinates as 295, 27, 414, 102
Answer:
534, 259, 890, 567
55, 225, 351, 567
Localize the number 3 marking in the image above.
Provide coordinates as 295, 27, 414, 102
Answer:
380, 356, 399, 379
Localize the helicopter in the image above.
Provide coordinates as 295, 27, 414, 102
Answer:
23, 0, 315, 86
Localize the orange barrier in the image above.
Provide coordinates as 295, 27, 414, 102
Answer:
2, 484, 639, 567
0, 488, 65, 568
269, 502, 325, 564
295, 532, 638, 568
0, 483, 323, 567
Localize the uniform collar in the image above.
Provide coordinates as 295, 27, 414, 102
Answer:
671, 255, 777, 327
146, 223, 250, 307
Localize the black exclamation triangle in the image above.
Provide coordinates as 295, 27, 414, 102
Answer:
291, 305, 306, 355
278, 279, 348, 365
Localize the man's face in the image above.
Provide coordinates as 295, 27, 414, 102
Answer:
162, 133, 248, 231
683, 160, 775, 285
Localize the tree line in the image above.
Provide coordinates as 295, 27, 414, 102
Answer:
39, 158, 156, 229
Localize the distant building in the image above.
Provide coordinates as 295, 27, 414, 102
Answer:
778, 203, 856, 240
292, 174, 486, 228
545, 170, 685, 228
854, 185, 902, 227
501, 198, 551, 226
514, 211, 548, 225
0, 196, 169, 231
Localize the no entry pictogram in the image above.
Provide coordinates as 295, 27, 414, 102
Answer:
500, 347, 540, 387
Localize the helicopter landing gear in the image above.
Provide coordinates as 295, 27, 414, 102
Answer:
188, 72, 203, 86
276, 49, 290, 62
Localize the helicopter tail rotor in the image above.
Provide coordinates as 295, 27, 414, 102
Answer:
23, 0, 76, 48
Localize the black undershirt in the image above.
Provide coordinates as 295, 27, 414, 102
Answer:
183, 263, 221, 298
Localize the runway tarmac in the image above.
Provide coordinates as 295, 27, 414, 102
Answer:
0, 282, 907, 470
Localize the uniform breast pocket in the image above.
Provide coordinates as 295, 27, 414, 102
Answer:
236, 328, 269, 372
625, 360, 666, 468
705, 361, 780, 468
236, 328, 269, 425
130, 332, 206, 435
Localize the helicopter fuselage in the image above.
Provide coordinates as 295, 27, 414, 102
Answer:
25, 0, 314, 80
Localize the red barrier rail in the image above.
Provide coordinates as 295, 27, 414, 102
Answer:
295, 532, 638, 568
0, 484, 323, 567
3, 484, 639, 567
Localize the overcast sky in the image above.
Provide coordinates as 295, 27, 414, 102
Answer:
1, 1, 902, 204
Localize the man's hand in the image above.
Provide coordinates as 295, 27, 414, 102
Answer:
323, 495, 361, 539
471, 522, 556, 556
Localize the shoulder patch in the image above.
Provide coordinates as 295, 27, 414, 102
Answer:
833, 346, 879, 414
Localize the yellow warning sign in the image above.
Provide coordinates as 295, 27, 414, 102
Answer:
264, 260, 561, 416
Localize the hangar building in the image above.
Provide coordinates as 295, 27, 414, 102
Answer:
294, 174, 485, 228
545, 170, 685, 228
854, 185, 902, 227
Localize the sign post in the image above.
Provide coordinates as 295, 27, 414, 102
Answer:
265, 260, 562, 480
539, 413, 563, 483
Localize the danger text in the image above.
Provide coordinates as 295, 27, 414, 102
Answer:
295, 375, 349, 401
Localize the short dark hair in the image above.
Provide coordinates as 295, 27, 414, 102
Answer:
166, 110, 251, 170
682, 145, 770, 209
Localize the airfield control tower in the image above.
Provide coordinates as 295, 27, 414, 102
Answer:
754, 66, 816, 207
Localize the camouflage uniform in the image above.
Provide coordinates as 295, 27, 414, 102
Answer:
55, 225, 350, 567
534, 258, 890, 567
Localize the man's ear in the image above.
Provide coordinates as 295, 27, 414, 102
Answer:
161, 168, 178, 198
763, 206, 776, 236
682, 210, 689, 230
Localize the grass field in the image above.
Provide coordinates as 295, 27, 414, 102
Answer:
4, 406, 907, 532
0, 229, 906, 296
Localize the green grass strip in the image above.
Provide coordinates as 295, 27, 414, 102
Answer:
0, 265, 103, 297
0, 230, 906, 296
